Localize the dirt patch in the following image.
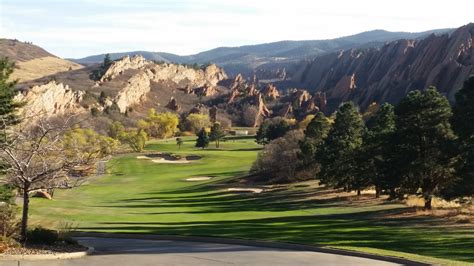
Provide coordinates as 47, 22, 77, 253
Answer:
227, 188, 264, 194
185, 176, 214, 181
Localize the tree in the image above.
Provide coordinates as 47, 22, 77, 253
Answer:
139, 109, 179, 139
357, 103, 396, 198
121, 129, 148, 152
195, 128, 209, 149
317, 102, 365, 194
0, 117, 107, 243
444, 76, 474, 198
209, 122, 225, 148
255, 117, 291, 145
185, 113, 210, 134
108, 121, 125, 140
298, 112, 331, 166
394, 88, 457, 209
0, 58, 22, 143
176, 137, 184, 149
251, 130, 304, 182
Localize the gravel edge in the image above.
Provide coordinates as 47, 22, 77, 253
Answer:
0, 246, 94, 261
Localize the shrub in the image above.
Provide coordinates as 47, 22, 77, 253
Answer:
27, 227, 58, 245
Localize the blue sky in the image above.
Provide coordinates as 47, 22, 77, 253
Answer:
1, 0, 473, 58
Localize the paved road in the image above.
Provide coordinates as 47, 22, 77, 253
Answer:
4, 237, 403, 266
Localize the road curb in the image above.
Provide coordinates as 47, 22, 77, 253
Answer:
0, 246, 94, 261
73, 232, 429, 266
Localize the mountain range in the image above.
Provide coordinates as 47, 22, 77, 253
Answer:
71, 28, 453, 77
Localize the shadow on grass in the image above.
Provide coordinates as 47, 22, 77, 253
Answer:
78, 209, 474, 263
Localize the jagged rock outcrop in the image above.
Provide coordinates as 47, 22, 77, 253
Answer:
292, 23, 474, 109
15, 81, 85, 117
246, 83, 259, 96
231, 74, 245, 90
100, 55, 149, 82
253, 94, 271, 127
290, 89, 312, 108
313, 92, 327, 112
260, 84, 280, 99
189, 103, 208, 114
114, 71, 151, 113
165, 97, 181, 111
149, 63, 227, 87
194, 84, 219, 97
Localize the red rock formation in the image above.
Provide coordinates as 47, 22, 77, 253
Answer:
313, 92, 327, 112
165, 97, 181, 111
292, 23, 474, 108
260, 84, 280, 100
246, 83, 258, 96
253, 93, 270, 127
190, 103, 207, 114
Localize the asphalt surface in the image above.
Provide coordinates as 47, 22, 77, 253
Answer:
4, 237, 403, 265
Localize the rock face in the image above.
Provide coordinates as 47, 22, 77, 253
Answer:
114, 71, 151, 113
253, 94, 271, 127
15, 81, 85, 117
292, 23, 474, 110
260, 84, 280, 99
165, 97, 181, 111
149, 63, 227, 87
101, 55, 149, 82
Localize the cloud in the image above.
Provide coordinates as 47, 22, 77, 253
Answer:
1, 0, 473, 58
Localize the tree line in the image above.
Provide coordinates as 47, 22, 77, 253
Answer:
254, 79, 474, 209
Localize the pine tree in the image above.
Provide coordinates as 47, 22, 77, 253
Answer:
209, 122, 225, 148
317, 102, 365, 194
0, 57, 22, 142
394, 87, 457, 209
299, 112, 331, 166
357, 103, 396, 198
195, 128, 209, 149
445, 76, 474, 198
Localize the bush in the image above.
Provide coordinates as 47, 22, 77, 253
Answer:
27, 227, 58, 245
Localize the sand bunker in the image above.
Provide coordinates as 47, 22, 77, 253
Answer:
185, 176, 214, 181
136, 153, 201, 164
227, 188, 264, 194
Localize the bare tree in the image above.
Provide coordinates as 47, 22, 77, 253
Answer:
0, 116, 105, 243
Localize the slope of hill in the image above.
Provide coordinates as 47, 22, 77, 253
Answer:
291, 23, 474, 111
0, 39, 83, 82
72, 28, 453, 77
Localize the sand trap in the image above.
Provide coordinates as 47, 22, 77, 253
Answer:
227, 188, 264, 194
136, 153, 201, 164
185, 176, 213, 181
151, 159, 191, 164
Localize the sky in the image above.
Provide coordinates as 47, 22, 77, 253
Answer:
1, 0, 473, 58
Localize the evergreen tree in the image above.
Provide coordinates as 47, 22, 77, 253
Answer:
195, 128, 209, 149
209, 122, 225, 148
255, 118, 290, 145
0, 57, 22, 169
394, 88, 457, 209
0, 58, 22, 141
317, 102, 365, 194
445, 76, 474, 198
299, 112, 331, 166
357, 103, 396, 198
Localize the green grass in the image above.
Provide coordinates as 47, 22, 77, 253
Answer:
29, 136, 474, 265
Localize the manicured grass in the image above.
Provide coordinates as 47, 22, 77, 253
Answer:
29, 136, 474, 265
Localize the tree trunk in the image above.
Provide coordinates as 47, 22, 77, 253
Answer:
357, 189, 361, 196
20, 183, 30, 244
375, 187, 381, 198
424, 194, 433, 210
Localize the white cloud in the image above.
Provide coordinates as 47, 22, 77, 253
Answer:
1, 0, 473, 58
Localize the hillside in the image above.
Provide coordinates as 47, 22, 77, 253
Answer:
291, 23, 474, 111
72, 28, 453, 77
0, 39, 83, 82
